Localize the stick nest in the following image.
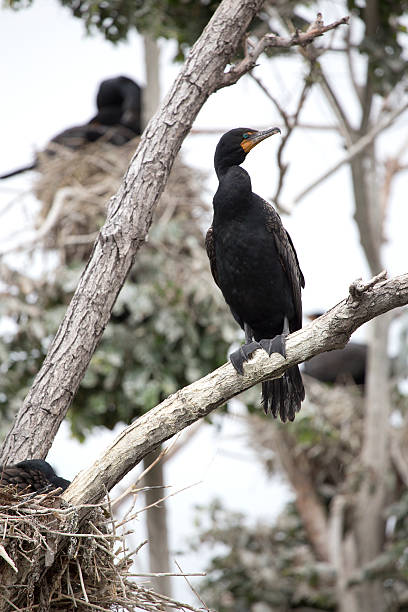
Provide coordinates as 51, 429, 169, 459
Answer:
34, 137, 208, 263
0, 486, 204, 611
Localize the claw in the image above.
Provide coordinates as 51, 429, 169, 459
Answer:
230, 341, 262, 374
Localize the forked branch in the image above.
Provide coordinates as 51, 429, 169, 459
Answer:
222, 14, 349, 87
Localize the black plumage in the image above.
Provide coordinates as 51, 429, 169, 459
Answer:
0, 75, 142, 179
304, 341, 367, 386
0, 459, 70, 494
206, 127, 305, 421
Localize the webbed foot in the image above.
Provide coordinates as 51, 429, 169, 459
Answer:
259, 335, 286, 358
230, 341, 262, 375
259, 316, 290, 359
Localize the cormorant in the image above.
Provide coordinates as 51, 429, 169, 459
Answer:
206, 127, 305, 421
0, 459, 70, 494
0, 75, 142, 179
304, 342, 367, 386
302, 312, 367, 386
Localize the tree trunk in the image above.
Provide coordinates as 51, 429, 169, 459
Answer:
143, 447, 172, 598
142, 35, 161, 130
354, 313, 391, 611
140, 35, 172, 596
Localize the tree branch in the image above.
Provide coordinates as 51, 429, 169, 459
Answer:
221, 15, 349, 87
285, 102, 408, 210
63, 271, 408, 514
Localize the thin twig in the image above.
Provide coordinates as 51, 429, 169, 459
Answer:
174, 560, 211, 611
285, 102, 408, 209
221, 14, 349, 87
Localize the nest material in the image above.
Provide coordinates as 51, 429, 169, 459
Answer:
34, 137, 209, 263
0, 487, 204, 612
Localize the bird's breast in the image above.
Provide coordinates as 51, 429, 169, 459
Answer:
213, 216, 294, 336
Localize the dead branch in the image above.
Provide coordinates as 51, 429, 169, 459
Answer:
285, 102, 408, 210
62, 271, 408, 514
221, 14, 349, 87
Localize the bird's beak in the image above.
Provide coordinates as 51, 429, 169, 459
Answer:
241, 127, 281, 154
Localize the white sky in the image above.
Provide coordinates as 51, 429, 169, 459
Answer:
1, 0, 407, 606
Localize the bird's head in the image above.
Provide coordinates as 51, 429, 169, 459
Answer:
214, 126, 281, 176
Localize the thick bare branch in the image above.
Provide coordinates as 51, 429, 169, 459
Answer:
63, 272, 408, 513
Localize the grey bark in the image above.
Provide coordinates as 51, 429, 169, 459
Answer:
62, 272, 408, 514
143, 448, 172, 598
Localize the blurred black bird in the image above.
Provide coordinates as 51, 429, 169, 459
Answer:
0, 75, 142, 179
304, 342, 367, 386
303, 312, 367, 386
0, 459, 70, 494
206, 127, 305, 422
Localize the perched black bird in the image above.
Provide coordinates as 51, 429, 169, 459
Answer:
206, 127, 305, 421
0, 459, 70, 494
0, 75, 142, 179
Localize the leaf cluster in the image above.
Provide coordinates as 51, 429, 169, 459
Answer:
192, 500, 335, 611
0, 156, 239, 441
347, 0, 408, 95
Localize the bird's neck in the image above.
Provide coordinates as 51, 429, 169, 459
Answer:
213, 165, 252, 220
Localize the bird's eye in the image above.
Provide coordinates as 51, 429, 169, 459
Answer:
242, 132, 249, 139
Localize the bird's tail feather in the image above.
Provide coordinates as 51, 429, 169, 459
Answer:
262, 365, 304, 422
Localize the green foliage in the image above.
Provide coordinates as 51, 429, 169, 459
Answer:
59, 0, 221, 56
347, 0, 408, 95
0, 184, 238, 441
193, 500, 335, 611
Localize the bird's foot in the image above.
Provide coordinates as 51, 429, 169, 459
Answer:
259, 334, 287, 359
230, 341, 262, 375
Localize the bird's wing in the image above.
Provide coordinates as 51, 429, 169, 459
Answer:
262, 199, 305, 331
205, 224, 245, 330
0, 465, 49, 492
205, 225, 219, 288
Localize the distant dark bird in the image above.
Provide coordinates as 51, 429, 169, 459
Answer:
0, 75, 142, 179
304, 341, 367, 386
206, 127, 305, 422
0, 459, 70, 494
